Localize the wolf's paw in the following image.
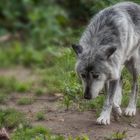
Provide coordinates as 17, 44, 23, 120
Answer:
113, 105, 122, 116
97, 112, 110, 125
125, 107, 136, 116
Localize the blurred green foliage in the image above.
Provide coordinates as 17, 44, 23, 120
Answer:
1, 0, 140, 48
0, 0, 72, 48
0, 76, 31, 93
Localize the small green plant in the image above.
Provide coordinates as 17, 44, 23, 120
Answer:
105, 131, 127, 140
36, 111, 45, 121
0, 93, 8, 104
17, 97, 34, 105
0, 76, 17, 93
73, 135, 90, 140
63, 96, 73, 110
15, 82, 30, 93
0, 108, 27, 129
35, 88, 46, 96
62, 71, 82, 110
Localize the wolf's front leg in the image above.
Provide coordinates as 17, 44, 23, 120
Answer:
113, 78, 122, 116
125, 82, 138, 116
97, 80, 118, 125
125, 58, 139, 116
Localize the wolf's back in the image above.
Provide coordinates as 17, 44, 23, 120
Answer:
80, 2, 140, 49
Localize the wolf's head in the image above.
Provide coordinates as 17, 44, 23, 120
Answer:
72, 44, 117, 99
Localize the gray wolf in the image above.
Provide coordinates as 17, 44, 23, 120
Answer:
72, 2, 140, 125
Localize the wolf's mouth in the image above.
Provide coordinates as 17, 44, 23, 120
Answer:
84, 94, 92, 100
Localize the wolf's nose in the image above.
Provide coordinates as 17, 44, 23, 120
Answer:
84, 94, 92, 100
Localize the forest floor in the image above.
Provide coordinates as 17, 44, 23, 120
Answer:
0, 67, 140, 140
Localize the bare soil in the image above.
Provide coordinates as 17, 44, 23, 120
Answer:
0, 67, 140, 140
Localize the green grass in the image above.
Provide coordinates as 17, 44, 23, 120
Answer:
0, 108, 27, 129
11, 125, 51, 140
0, 93, 8, 104
105, 130, 127, 140
0, 42, 45, 68
38, 49, 76, 94
0, 76, 31, 94
0, 76, 17, 93
34, 88, 47, 96
17, 97, 34, 105
14, 82, 31, 93
36, 111, 46, 121
11, 125, 90, 140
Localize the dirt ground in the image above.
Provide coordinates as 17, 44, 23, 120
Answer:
6, 94, 140, 140
0, 67, 140, 140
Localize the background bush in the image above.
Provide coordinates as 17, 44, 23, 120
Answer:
2, 0, 140, 49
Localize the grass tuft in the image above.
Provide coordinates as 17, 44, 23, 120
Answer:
0, 76, 31, 94
17, 97, 34, 105
0, 93, 8, 104
34, 88, 47, 96
0, 108, 27, 129
36, 111, 46, 121
105, 130, 127, 140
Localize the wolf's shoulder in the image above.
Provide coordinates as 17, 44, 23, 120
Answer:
113, 2, 140, 26
90, 1, 140, 27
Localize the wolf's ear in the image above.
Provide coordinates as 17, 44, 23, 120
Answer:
105, 46, 116, 59
72, 44, 83, 56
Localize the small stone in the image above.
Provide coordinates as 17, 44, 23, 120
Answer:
54, 93, 63, 97
58, 118, 64, 122
130, 123, 138, 128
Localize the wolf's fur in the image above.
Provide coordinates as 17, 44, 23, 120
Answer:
72, 2, 140, 125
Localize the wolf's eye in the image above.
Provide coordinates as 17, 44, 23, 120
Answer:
81, 73, 86, 79
92, 74, 99, 79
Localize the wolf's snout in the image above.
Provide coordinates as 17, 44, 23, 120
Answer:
84, 93, 92, 99
84, 86, 92, 99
